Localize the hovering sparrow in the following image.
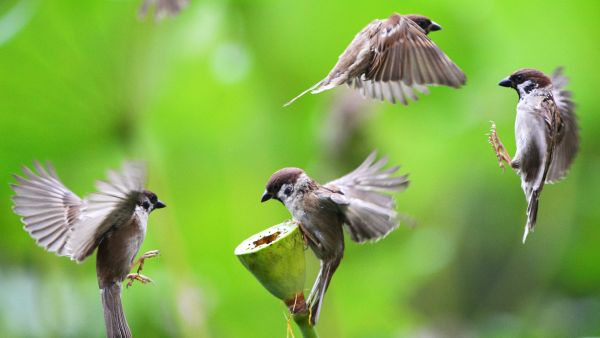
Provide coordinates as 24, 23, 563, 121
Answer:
489, 67, 578, 243
138, 0, 188, 20
284, 13, 466, 106
261, 152, 409, 324
11, 162, 166, 338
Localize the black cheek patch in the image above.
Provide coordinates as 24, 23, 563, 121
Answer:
523, 83, 536, 94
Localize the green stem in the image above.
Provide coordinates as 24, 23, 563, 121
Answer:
292, 311, 319, 338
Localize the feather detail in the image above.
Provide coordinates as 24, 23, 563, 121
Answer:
325, 151, 409, 243
11, 162, 83, 257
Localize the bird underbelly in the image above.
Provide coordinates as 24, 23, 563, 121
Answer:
96, 222, 146, 286
514, 112, 547, 191
297, 215, 344, 260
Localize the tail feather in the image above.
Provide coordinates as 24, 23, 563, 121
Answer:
307, 257, 341, 325
101, 283, 132, 338
523, 190, 540, 243
283, 81, 323, 107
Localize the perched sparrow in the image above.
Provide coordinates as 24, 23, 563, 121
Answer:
11, 162, 166, 338
489, 67, 578, 242
138, 0, 189, 20
285, 13, 466, 106
261, 152, 409, 324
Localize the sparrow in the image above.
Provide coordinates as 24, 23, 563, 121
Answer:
489, 67, 578, 243
261, 152, 409, 324
138, 0, 188, 20
10, 161, 166, 338
284, 13, 466, 106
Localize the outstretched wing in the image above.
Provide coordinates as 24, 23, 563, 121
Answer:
11, 162, 84, 257
284, 19, 380, 106
68, 161, 147, 262
324, 152, 409, 243
546, 67, 579, 183
351, 16, 465, 104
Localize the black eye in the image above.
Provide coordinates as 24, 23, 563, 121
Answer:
142, 201, 150, 209
514, 75, 524, 83
284, 186, 293, 196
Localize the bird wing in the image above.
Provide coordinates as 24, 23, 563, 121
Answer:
546, 67, 579, 183
11, 162, 84, 257
283, 20, 380, 106
354, 16, 465, 104
68, 161, 147, 262
522, 96, 561, 242
323, 151, 409, 243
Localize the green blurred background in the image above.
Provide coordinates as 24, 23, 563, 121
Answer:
1, 0, 599, 337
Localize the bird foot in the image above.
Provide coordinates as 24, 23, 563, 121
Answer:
488, 121, 512, 171
291, 220, 312, 249
132, 250, 160, 275
126, 273, 153, 288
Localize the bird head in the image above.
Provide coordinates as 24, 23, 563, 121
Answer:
138, 190, 166, 213
499, 68, 552, 97
405, 14, 442, 34
261, 167, 307, 206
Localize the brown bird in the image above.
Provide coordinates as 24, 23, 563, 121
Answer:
11, 162, 166, 338
261, 152, 409, 324
489, 67, 578, 242
285, 13, 466, 106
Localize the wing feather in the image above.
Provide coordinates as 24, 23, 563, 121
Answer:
546, 67, 579, 183
324, 152, 409, 243
11, 162, 83, 257
68, 161, 147, 262
362, 16, 465, 104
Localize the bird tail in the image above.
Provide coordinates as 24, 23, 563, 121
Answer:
283, 81, 323, 107
523, 189, 540, 243
100, 283, 132, 338
307, 257, 341, 325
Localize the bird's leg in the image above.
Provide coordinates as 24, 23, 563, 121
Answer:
488, 121, 512, 171
132, 250, 160, 274
126, 273, 153, 288
293, 220, 314, 249
126, 250, 160, 288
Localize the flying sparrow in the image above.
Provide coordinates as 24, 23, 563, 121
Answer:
284, 13, 466, 106
261, 152, 409, 324
11, 162, 166, 338
489, 67, 578, 243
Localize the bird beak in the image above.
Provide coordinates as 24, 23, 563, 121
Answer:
154, 200, 166, 209
498, 77, 513, 88
429, 21, 442, 32
261, 190, 272, 203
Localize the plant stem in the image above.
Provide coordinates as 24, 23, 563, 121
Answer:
292, 311, 319, 338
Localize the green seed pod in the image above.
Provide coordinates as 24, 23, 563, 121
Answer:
235, 221, 306, 305
235, 221, 319, 337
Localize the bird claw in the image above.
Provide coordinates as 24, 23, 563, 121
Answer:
132, 250, 160, 275
292, 220, 310, 249
488, 121, 512, 171
126, 273, 153, 288
140, 250, 160, 260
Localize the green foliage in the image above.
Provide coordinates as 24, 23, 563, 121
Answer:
1, 0, 600, 337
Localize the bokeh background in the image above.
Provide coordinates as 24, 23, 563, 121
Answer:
1, 0, 599, 337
